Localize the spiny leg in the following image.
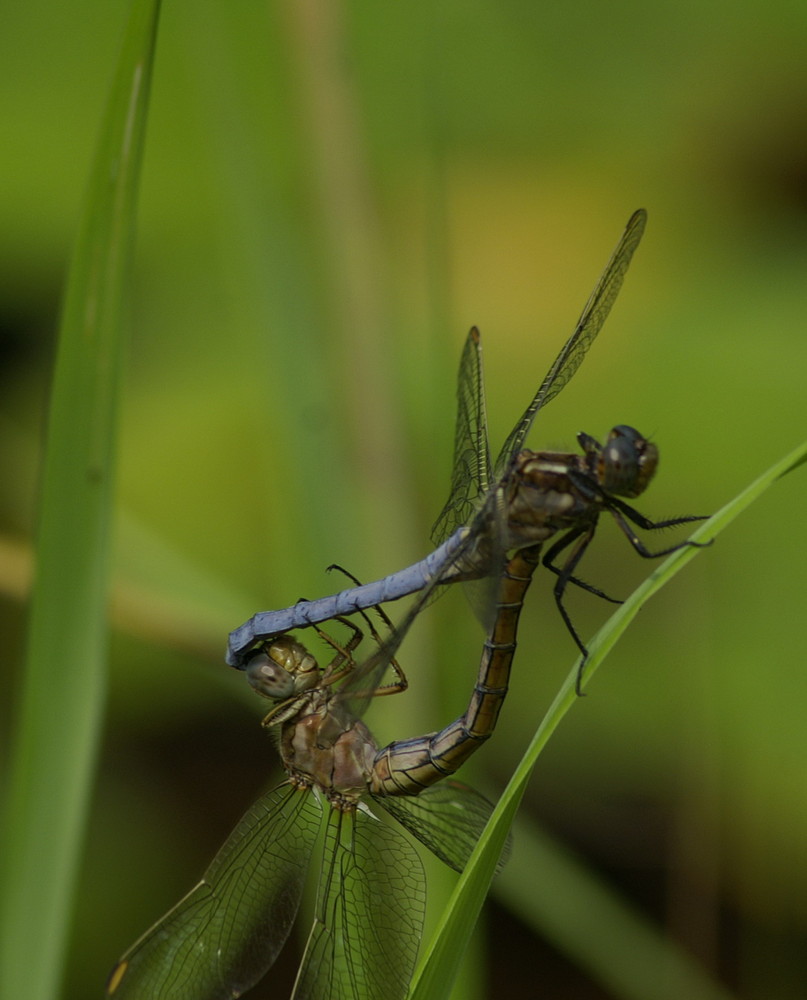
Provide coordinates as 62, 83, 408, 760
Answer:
310, 614, 364, 687
544, 525, 601, 694
606, 496, 710, 533
606, 503, 712, 559
326, 563, 407, 696
542, 525, 623, 604
556, 502, 709, 692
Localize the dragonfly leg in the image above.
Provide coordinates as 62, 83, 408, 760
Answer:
542, 525, 623, 604
316, 614, 364, 656
351, 605, 408, 696
545, 525, 600, 694
606, 496, 710, 533
366, 658, 408, 697
313, 615, 365, 687
325, 564, 408, 696
607, 503, 713, 558
327, 563, 401, 640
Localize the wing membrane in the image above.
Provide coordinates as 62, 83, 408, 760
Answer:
377, 779, 511, 875
107, 783, 321, 1000
338, 212, 648, 717
292, 808, 425, 1000
338, 499, 494, 720
494, 209, 647, 476
431, 327, 492, 546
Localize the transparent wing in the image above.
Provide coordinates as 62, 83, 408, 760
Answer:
431, 327, 492, 546
292, 808, 425, 1000
338, 212, 647, 715
337, 498, 495, 721
377, 780, 511, 875
106, 783, 321, 1000
494, 209, 647, 477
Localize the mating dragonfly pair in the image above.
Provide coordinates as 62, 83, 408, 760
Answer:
107, 209, 707, 1000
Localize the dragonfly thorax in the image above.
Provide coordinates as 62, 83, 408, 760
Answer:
245, 636, 320, 701
580, 425, 659, 499
281, 703, 378, 804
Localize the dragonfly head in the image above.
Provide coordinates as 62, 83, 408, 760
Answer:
245, 636, 320, 701
580, 425, 659, 498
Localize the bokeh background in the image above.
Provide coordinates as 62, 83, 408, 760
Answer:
2, 2, 807, 998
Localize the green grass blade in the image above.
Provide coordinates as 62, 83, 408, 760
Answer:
0, 4, 163, 999
409, 437, 807, 1000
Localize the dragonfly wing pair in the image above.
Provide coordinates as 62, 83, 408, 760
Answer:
227, 208, 649, 668
106, 784, 321, 1000
107, 779, 503, 1000
432, 206, 648, 543
323, 209, 650, 696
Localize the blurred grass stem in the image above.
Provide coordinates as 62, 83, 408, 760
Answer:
0, 3, 162, 998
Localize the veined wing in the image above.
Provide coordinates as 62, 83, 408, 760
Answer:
322, 212, 649, 714
334, 495, 497, 722
377, 780, 511, 875
430, 326, 492, 546
225, 211, 648, 667
292, 807, 425, 1000
106, 783, 321, 1000
427, 325, 502, 631
494, 208, 647, 478
425, 211, 645, 632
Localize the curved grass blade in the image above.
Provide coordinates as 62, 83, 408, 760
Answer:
409, 437, 807, 1000
0, 4, 163, 999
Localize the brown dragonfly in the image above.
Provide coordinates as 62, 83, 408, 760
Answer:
106, 546, 542, 1000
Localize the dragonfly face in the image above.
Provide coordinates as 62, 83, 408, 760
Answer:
581, 425, 659, 498
246, 635, 320, 700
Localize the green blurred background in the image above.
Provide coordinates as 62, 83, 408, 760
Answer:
2, 1, 807, 998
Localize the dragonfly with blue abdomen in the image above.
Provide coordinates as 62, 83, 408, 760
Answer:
106, 546, 542, 1000
227, 209, 708, 690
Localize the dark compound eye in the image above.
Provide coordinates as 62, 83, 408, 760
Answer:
600, 425, 658, 498
245, 652, 296, 700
